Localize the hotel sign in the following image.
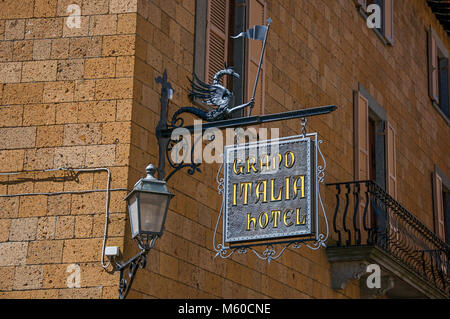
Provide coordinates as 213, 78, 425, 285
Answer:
223, 137, 316, 244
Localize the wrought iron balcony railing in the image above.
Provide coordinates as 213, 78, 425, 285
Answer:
326, 180, 450, 296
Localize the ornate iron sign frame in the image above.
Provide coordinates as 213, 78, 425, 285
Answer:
223, 136, 315, 243
213, 131, 328, 263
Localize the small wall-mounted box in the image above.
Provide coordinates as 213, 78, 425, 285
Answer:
105, 246, 121, 257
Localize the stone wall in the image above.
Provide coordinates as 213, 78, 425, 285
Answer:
0, 0, 448, 299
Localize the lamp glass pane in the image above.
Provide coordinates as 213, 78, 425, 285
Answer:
127, 194, 139, 238
139, 192, 169, 234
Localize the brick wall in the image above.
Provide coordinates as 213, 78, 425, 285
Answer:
0, 0, 137, 298
0, 0, 448, 299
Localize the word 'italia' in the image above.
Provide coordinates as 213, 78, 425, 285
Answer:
230, 151, 308, 232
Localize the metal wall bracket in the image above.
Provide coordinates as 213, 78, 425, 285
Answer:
108, 237, 157, 299
154, 70, 337, 183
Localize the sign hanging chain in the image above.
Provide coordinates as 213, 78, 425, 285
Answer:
301, 117, 307, 137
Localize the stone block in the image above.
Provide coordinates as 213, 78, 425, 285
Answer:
34, 0, 58, 17
32, 39, 52, 60
109, 0, 137, 13
13, 265, 43, 290
2, 83, 44, 105
89, 14, 117, 36
82, 0, 109, 15
36, 125, 64, 147
55, 216, 75, 239
102, 35, 135, 56
4, 19, 25, 40
37, 216, 56, 240
95, 78, 133, 100
53, 146, 86, 168
0, 127, 36, 150
85, 144, 116, 167
56, 59, 84, 80
84, 57, 116, 79
63, 123, 102, 146
0, 150, 24, 172
47, 194, 71, 216
0, 267, 15, 290
19, 195, 48, 217
0, 242, 28, 266
74, 215, 93, 238
22, 60, 57, 82
25, 18, 63, 39
43, 81, 75, 103
77, 100, 116, 123
0, 62, 22, 83
23, 103, 56, 126
26, 240, 64, 264
0, 0, 34, 19
9, 217, 38, 241
62, 238, 102, 263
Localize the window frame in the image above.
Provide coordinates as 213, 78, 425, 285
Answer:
193, 0, 266, 118
355, 0, 394, 46
355, 84, 396, 197
428, 26, 450, 124
433, 165, 450, 244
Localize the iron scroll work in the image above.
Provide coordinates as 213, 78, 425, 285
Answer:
153, 18, 336, 262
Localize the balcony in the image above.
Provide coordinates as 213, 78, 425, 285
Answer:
326, 180, 449, 299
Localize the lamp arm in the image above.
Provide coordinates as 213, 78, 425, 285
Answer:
111, 235, 158, 299
114, 248, 148, 299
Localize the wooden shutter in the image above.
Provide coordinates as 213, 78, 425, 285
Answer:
428, 28, 439, 103
354, 92, 369, 181
439, 57, 450, 117
386, 121, 397, 199
433, 172, 446, 240
383, 0, 394, 44
205, 0, 230, 83
246, 0, 265, 115
354, 91, 371, 237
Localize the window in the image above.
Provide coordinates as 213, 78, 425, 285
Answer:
433, 166, 450, 244
354, 85, 396, 197
355, 0, 394, 44
194, 0, 234, 84
194, 0, 266, 116
205, 0, 231, 84
354, 85, 396, 237
428, 26, 450, 120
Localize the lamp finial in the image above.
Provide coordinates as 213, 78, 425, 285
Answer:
146, 164, 157, 179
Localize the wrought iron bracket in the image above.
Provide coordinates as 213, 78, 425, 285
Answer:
154, 69, 338, 182
113, 248, 149, 299
109, 237, 157, 299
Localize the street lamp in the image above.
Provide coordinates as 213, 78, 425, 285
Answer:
107, 163, 174, 299
125, 163, 174, 249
